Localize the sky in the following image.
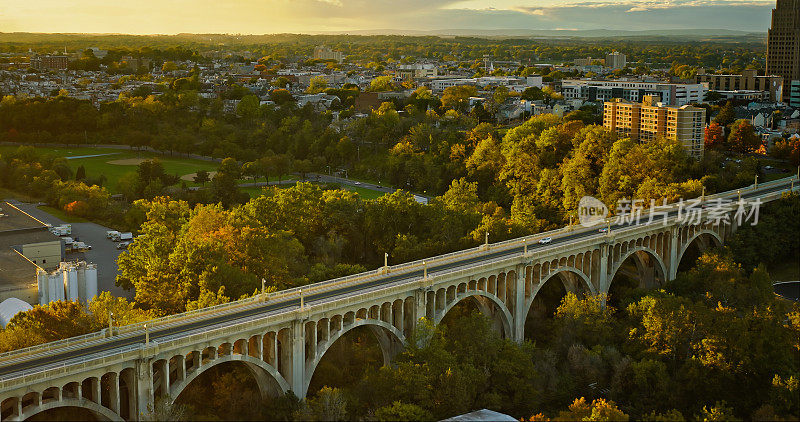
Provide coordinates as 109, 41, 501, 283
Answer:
0, 0, 775, 34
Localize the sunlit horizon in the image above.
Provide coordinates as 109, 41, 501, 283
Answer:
0, 0, 775, 35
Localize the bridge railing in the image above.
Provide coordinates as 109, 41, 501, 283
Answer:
0, 176, 796, 366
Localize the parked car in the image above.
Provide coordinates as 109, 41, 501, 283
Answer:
116, 241, 131, 250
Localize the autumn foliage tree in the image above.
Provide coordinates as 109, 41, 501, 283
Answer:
727, 119, 761, 153
704, 122, 725, 150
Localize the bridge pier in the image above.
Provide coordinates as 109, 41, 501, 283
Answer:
291, 319, 306, 398
598, 244, 609, 304
135, 358, 154, 419
668, 229, 679, 280
513, 265, 526, 343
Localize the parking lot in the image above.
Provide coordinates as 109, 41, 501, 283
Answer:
8, 200, 134, 300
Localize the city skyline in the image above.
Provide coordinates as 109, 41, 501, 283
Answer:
0, 0, 777, 35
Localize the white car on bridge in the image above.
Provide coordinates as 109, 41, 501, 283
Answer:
538, 237, 552, 244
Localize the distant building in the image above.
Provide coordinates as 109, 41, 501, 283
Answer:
696, 69, 784, 102
789, 80, 800, 107
574, 57, 600, 66
312, 46, 344, 63
29, 55, 68, 71
397, 64, 438, 80
714, 90, 771, 102
562, 79, 706, 106
604, 95, 706, 157
605, 51, 627, 70
766, 0, 799, 95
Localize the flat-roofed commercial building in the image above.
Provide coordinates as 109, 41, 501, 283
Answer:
604, 96, 706, 157
696, 69, 784, 102
562, 79, 706, 106
0, 202, 63, 305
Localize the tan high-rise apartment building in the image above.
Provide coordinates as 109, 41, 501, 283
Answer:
604, 96, 706, 157
766, 0, 800, 92
313, 46, 344, 63
605, 51, 626, 70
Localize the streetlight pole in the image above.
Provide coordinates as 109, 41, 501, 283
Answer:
485, 231, 489, 248
108, 312, 114, 337
738, 189, 741, 201
144, 324, 149, 347
423, 260, 427, 280
701, 186, 705, 202
299, 289, 304, 310
754, 175, 758, 189
261, 278, 266, 302
384, 252, 388, 268
524, 238, 528, 256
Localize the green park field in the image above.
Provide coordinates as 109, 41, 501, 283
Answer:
0, 146, 219, 193
0, 145, 385, 199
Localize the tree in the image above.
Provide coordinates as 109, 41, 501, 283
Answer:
307, 75, 329, 93
441, 85, 478, 113
368, 76, 395, 92
294, 159, 313, 181
75, 164, 86, 181
554, 398, 629, 421
269, 89, 293, 105
704, 122, 725, 150
727, 119, 761, 153
375, 402, 432, 421
193, 169, 210, 186
713, 101, 735, 126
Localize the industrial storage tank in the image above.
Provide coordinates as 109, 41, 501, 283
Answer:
82, 263, 98, 303
0, 298, 32, 328
64, 264, 79, 301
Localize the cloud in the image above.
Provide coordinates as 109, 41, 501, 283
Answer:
627, 6, 649, 11
512, 6, 547, 16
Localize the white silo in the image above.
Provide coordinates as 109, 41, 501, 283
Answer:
37, 269, 49, 305
64, 264, 79, 301
82, 263, 98, 304
49, 272, 64, 302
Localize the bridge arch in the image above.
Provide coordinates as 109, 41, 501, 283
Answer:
677, 229, 723, 269
435, 290, 513, 339
169, 354, 289, 404
304, 318, 404, 397
609, 246, 668, 290
17, 399, 123, 422
525, 266, 595, 319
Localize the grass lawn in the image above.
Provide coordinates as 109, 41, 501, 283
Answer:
37, 205, 89, 223
242, 181, 387, 200
1, 146, 220, 193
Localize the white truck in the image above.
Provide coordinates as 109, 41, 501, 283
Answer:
49, 224, 72, 236
71, 241, 92, 252
108, 231, 133, 242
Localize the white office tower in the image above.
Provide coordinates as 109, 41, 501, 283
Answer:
37, 261, 98, 305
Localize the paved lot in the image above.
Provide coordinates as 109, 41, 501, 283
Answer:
8, 200, 134, 300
